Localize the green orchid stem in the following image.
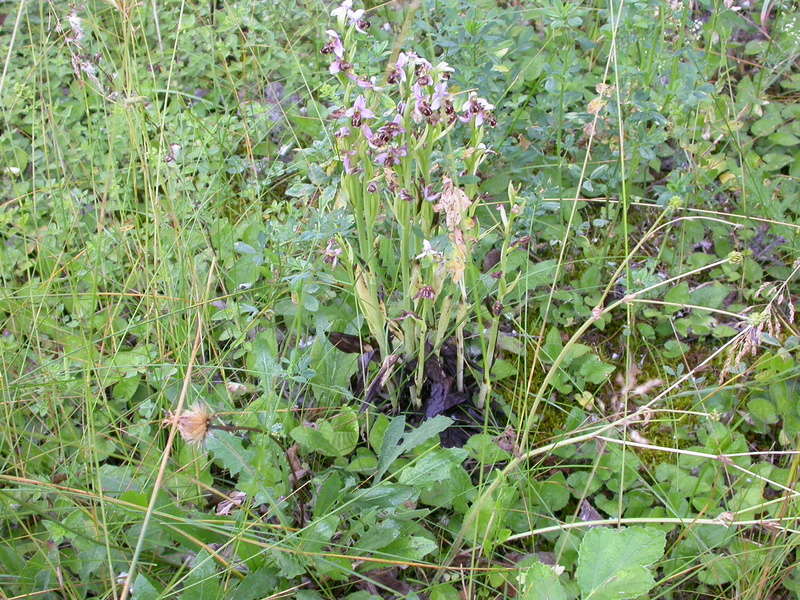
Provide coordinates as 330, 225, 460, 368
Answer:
455, 301, 470, 392
477, 203, 517, 409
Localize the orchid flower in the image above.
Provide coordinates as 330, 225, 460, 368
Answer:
411, 83, 433, 123
388, 52, 411, 84
415, 239, 443, 260
322, 30, 345, 58
331, 0, 368, 32
348, 73, 381, 90
345, 95, 375, 127
375, 145, 407, 167
431, 82, 449, 110
395, 51, 413, 69
329, 58, 351, 75
434, 61, 455, 79
342, 150, 361, 175
459, 92, 496, 127
330, 0, 353, 22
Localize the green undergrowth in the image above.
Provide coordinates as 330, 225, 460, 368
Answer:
1, 0, 800, 599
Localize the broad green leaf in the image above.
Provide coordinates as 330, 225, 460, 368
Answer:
351, 484, 419, 510
768, 131, 800, 146
232, 567, 278, 600
689, 283, 730, 312
290, 407, 359, 457
313, 471, 344, 518
183, 550, 219, 600
697, 553, 738, 585
398, 448, 467, 486
375, 415, 407, 481
520, 562, 567, 600
577, 354, 615, 384
490, 358, 517, 380
344, 593, 382, 600
464, 433, 511, 464
576, 527, 666, 600
398, 448, 471, 509
528, 472, 571, 512
131, 574, 160, 600
368, 414, 391, 452
376, 536, 438, 562
429, 583, 461, 600
375, 415, 452, 482
663, 281, 690, 313
542, 327, 563, 363
748, 397, 778, 424
300, 514, 340, 552
295, 590, 326, 600
750, 115, 782, 137
662, 339, 689, 358
763, 152, 793, 170
357, 521, 402, 551
563, 343, 591, 364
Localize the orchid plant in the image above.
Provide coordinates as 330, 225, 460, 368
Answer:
321, 1, 513, 409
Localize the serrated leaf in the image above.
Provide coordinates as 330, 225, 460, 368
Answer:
274, 551, 306, 579
576, 527, 666, 600
206, 431, 288, 504
578, 354, 615, 384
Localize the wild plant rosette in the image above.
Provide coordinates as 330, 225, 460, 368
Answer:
322, 1, 510, 408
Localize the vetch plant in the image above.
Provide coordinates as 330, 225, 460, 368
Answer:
321, 1, 512, 411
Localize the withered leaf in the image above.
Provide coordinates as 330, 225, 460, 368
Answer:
327, 332, 374, 354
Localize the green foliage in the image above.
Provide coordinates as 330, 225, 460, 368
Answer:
576, 527, 666, 600
1, 0, 800, 598
290, 408, 360, 457
519, 561, 567, 600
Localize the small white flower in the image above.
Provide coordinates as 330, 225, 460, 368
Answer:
415, 240, 443, 260
331, 0, 353, 20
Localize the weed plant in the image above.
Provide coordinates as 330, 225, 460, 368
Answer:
1, 1, 799, 599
